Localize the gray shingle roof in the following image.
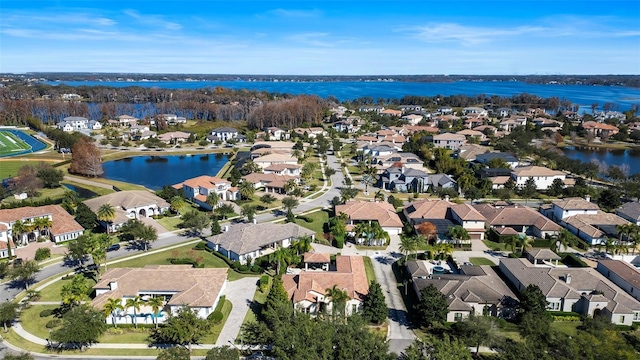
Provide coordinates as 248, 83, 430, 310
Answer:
617, 201, 640, 221
207, 222, 314, 256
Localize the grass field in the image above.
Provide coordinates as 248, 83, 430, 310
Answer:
0, 130, 31, 156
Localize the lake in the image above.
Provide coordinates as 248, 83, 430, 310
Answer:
102, 154, 230, 190
46, 80, 640, 112
561, 146, 640, 175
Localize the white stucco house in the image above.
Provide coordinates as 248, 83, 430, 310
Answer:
83, 190, 170, 233
510, 166, 567, 190
173, 175, 239, 209
92, 265, 228, 325
57, 116, 89, 132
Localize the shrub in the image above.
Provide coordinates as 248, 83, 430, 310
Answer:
239, 265, 249, 272
215, 296, 226, 312
193, 242, 206, 250
45, 319, 61, 329
251, 264, 261, 273
259, 275, 270, 292
334, 236, 344, 249
559, 253, 588, 268
34, 248, 51, 261
295, 215, 314, 223
208, 310, 224, 325
39, 309, 54, 318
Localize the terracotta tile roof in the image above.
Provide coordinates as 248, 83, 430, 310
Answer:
264, 163, 301, 171
84, 190, 170, 214
0, 205, 84, 236
403, 199, 451, 221
563, 211, 629, 238
282, 255, 369, 303
208, 222, 314, 256
336, 201, 403, 228
304, 252, 331, 263
582, 121, 619, 131
157, 131, 191, 141
450, 203, 486, 221
511, 166, 565, 177
598, 260, 640, 289
253, 154, 298, 163
92, 265, 227, 309
433, 133, 466, 141
526, 248, 561, 260
402, 125, 439, 134
473, 204, 560, 231
242, 173, 299, 189
178, 175, 230, 190
552, 197, 600, 211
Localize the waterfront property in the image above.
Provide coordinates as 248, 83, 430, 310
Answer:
92, 265, 228, 325
206, 222, 315, 265
0, 205, 84, 255
499, 257, 640, 325
173, 175, 239, 209
84, 190, 170, 232
282, 255, 369, 317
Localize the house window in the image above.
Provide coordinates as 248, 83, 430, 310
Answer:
454, 313, 463, 322
634, 312, 640, 321
352, 304, 357, 313
620, 315, 626, 323
547, 302, 561, 311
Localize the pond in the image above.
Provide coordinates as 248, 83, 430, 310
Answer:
561, 146, 640, 175
62, 183, 98, 199
102, 153, 230, 190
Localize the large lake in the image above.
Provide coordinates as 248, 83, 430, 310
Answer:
102, 154, 229, 190
561, 146, 640, 175
47, 80, 640, 112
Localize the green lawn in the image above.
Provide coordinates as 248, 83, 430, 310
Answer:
155, 215, 183, 231
20, 304, 59, 339
483, 240, 508, 251
38, 274, 97, 302
294, 209, 329, 241
550, 321, 580, 336
201, 299, 233, 343
363, 256, 376, 284
469, 257, 496, 266
243, 276, 271, 325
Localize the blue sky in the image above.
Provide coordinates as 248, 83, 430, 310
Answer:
1, 0, 639, 75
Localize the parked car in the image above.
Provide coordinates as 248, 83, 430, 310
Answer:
107, 244, 121, 252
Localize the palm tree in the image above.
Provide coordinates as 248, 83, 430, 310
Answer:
293, 236, 313, 255
205, 193, 220, 213
170, 196, 185, 215
325, 285, 349, 319
11, 220, 26, 246
516, 236, 533, 254
97, 204, 116, 233
22, 221, 35, 243
269, 248, 291, 275
447, 225, 470, 247
629, 224, 640, 255
125, 295, 144, 328
369, 222, 390, 246
353, 222, 372, 245
238, 181, 255, 200
33, 217, 52, 241
399, 235, 418, 262
553, 229, 576, 253
504, 235, 518, 253
374, 190, 385, 202
283, 179, 297, 195
146, 296, 165, 329
282, 196, 299, 214
103, 298, 124, 327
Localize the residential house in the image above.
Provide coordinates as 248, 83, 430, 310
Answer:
403, 199, 486, 242
336, 200, 403, 236
57, 116, 89, 132
412, 264, 518, 321
432, 133, 467, 150
510, 166, 567, 190
499, 117, 527, 133
116, 115, 139, 126
161, 114, 187, 125
544, 196, 599, 222
427, 174, 458, 192
617, 202, 640, 225
264, 127, 290, 140
455, 144, 491, 162
263, 163, 302, 176
207, 222, 315, 265
457, 129, 487, 142
303, 252, 331, 271
360, 143, 400, 157
380, 109, 403, 117
379, 166, 430, 193
292, 127, 325, 138
252, 153, 298, 170
242, 173, 299, 194
399, 105, 423, 113
473, 203, 561, 239
333, 120, 355, 133
597, 260, 640, 302
283, 255, 369, 316
525, 248, 562, 267
463, 107, 488, 117
562, 211, 629, 245
463, 118, 485, 129
374, 152, 425, 171
0, 205, 84, 249
92, 265, 227, 325
84, 190, 170, 232
358, 105, 384, 113
437, 107, 454, 115
500, 258, 640, 325
401, 114, 424, 126
157, 131, 191, 144
88, 120, 102, 130
582, 121, 619, 138
209, 127, 242, 143
495, 108, 512, 117
475, 152, 519, 169
173, 175, 239, 209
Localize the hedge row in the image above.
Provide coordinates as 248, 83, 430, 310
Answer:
558, 253, 589, 268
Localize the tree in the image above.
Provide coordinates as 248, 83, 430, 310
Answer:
325, 167, 336, 177
74, 202, 97, 229
147, 296, 165, 329
215, 203, 235, 220
0, 301, 19, 332
362, 281, 387, 324
103, 298, 124, 328
269, 248, 292, 275
414, 284, 448, 328
69, 137, 104, 177
519, 177, 537, 205
37, 166, 64, 188
238, 180, 255, 200
399, 235, 418, 262
281, 196, 299, 213
401, 335, 471, 360
181, 210, 210, 235
13, 164, 43, 196
260, 194, 276, 208
340, 187, 359, 202
33, 216, 52, 241
150, 306, 211, 353
301, 162, 319, 183
519, 284, 548, 316
205, 193, 220, 212
453, 314, 499, 356
8, 260, 39, 290
89, 233, 111, 273
325, 284, 349, 319
205, 346, 240, 360
96, 203, 116, 233
170, 196, 185, 215
241, 204, 257, 222
547, 178, 565, 196
125, 295, 145, 329
61, 274, 90, 306
11, 220, 26, 247
597, 188, 621, 211
156, 346, 191, 360
50, 304, 107, 351
516, 236, 533, 254
292, 236, 312, 255
210, 217, 222, 235
552, 228, 577, 252
447, 225, 470, 246
66, 234, 93, 266
374, 190, 385, 201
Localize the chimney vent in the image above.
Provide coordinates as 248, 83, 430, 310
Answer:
565, 274, 572, 284
109, 281, 118, 290
585, 195, 591, 202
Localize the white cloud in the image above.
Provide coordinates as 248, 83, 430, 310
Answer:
408, 23, 547, 45
123, 9, 182, 31
267, 9, 322, 18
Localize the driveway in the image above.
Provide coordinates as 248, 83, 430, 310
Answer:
14, 241, 67, 261
216, 276, 260, 346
